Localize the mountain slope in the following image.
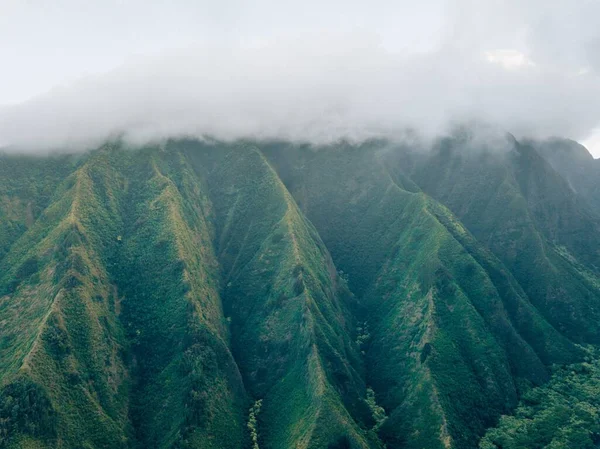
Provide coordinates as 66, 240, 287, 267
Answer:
263, 141, 577, 449
1, 150, 131, 448
110, 147, 248, 449
187, 142, 378, 449
3, 136, 600, 449
1, 146, 249, 449
1, 142, 381, 449
531, 137, 600, 216
410, 135, 600, 344
0, 154, 78, 262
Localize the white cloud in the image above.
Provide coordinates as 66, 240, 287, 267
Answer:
0, 0, 599, 151
484, 50, 535, 70
582, 128, 600, 158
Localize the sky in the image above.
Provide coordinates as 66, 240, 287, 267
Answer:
1, 0, 600, 154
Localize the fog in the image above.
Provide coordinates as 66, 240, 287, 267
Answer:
1, 0, 599, 153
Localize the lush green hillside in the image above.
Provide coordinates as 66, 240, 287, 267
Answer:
263, 141, 579, 449
410, 135, 600, 344
0, 154, 79, 262
109, 147, 248, 449
193, 144, 376, 449
2, 137, 600, 449
0, 142, 379, 449
480, 350, 600, 449
1, 149, 132, 448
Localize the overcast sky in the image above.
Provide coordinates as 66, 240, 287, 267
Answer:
1, 0, 600, 154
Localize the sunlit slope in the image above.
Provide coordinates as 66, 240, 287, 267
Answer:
0, 146, 249, 449
264, 141, 578, 449
0, 150, 131, 448
0, 154, 77, 262
187, 143, 380, 449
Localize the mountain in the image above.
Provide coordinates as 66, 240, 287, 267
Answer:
409, 135, 600, 343
262, 140, 582, 448
2, 136, 600, 449
531, 137, 600, 216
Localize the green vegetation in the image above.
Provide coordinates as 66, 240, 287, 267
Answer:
365, 388, 386, 432
480, 352, 600, 449
248, 400, 262, 449
0, 154, 78, 262
2, 136, 600, 449
110, 147, 247, 449
0, 142, 377, 449
411, 136, 600, 344
0, 148, 134, 448
189, 143, 376, 449
263, 140, 583, 449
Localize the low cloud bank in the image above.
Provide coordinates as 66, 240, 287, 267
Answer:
1, 21, 599, 152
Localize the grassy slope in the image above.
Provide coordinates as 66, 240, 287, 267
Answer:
1, 142, 380, 449
187, 142, 379, 449
263, 141, 578, 449
0, 146, 249, 449
0, 148, 131, 448
111, 146, 247, 449
0, 154, 78, 262
2, 138, 600, 449
411, 137, 600, 344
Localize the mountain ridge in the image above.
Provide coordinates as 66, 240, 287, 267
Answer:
2, 136, 600, 449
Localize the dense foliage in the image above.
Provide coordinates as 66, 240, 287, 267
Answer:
480, 352, 600, 449
2, 135, 600, 449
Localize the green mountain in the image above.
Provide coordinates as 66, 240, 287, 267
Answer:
262, 140, 581, 449
531, 137, 600, 216
480, 351, 600, 449
409, 135, 600, 343
2, 136, 600, 449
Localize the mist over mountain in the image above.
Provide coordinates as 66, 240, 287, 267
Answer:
1, 40, 600, 153
3, 2, 600, 449
1, 0, 600, 152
